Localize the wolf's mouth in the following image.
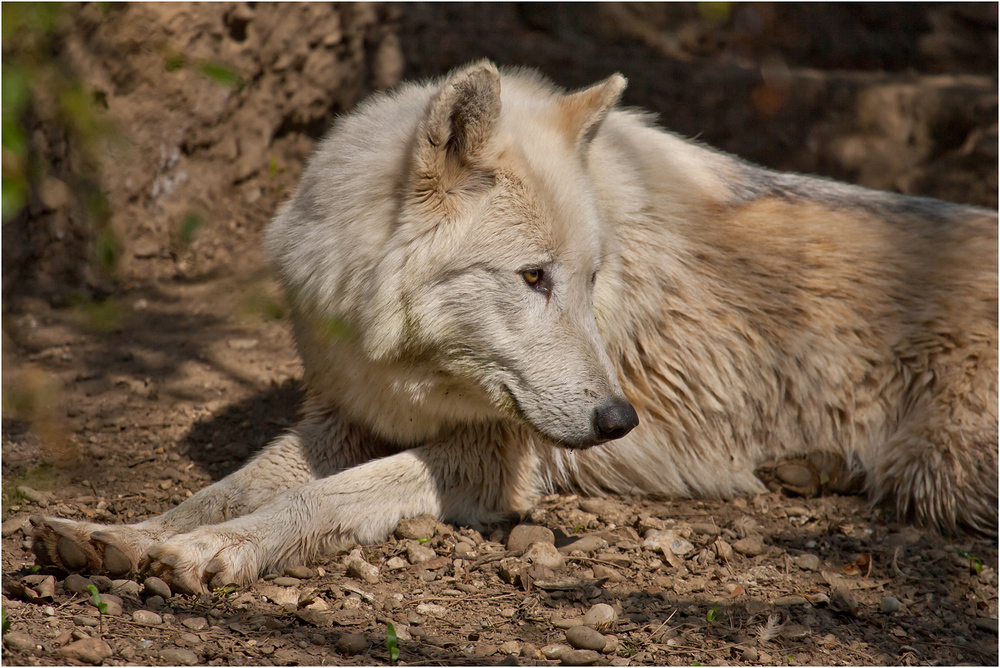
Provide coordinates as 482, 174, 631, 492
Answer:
500, 383, 614, 451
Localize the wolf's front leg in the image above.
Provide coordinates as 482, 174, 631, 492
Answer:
144, 434, 538, 594
31, 416, 384, 576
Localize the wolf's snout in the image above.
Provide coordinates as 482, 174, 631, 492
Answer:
593, 399, 639, 441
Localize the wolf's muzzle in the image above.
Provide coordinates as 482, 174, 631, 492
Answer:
593, 398, 639, 442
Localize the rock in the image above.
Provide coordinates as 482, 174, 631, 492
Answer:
39, 177, 71, 210
773, 595, 808, 606
273, 576, 301, 587
741, 647, 759, 662
73, 615, 99, 627
336, 633, 367, 655
558, 534, 606, 554
565, 625, 607, 651
690, 522, 720, 536
715, 539, 734, 561
64, 574, 94, 595
881, 596, 901, 613
552, 617, 585, 629
561, 648, 601, 665
407, 542, 437, 564
732, 535, 764, 557
4, 631, 38, 652
975, 618, 999, 634
89, 575, 112, 592
795, 554, 821, 571
145, 595, 165, 609
643, 529, 694, 566
1, 517, 29, 537
523, 541, 565, 569
132, 610, 162, 625
500, 640, 521, 655
284, 564, 314, 579
521, 642, 538, 658
57, 638, 113, 665
143, 576, 172, 599
507, 524, 555, 552
385, 556, 408, 570
541, 643, 572, 660
416, 603, 449, 618
111, 579, 141, 597
591, 564, 624, 582
160, 648, 199, 665
394, 515, 438, 540
90, 592, 123, 616
16, 486, 48, 506
182, 617, 208, 631
581, 603, 617, 631
345, 550, 379, 584
602, 636, 619, 654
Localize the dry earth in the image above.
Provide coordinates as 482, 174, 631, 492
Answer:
2, 3, 998, 666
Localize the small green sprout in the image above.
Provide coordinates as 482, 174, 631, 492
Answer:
386, 621, 399, 662
705, 603, 719, 624
2, 606, 11, 636
956, 547, 984, 575
573, 523, 585, 534
417, 537, 429, 545
87, 584, 107, 633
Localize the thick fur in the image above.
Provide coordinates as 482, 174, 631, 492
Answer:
32, 61, 997, 593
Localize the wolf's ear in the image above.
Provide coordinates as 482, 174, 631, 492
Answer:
558, 74, 627, 148
416, 60, 501, 172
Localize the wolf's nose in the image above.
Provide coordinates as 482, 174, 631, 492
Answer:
594, 399, 639, 441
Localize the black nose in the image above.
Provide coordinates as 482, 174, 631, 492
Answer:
593, 399, 639, 441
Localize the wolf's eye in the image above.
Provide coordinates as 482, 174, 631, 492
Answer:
522, 268, 542, 286
591, 271, 597, 285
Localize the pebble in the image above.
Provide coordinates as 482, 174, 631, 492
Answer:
4, 631, 38, 652
57, 638, 113, 665
132, 610, 163, 626
345, 550, 380, 584
561, 648, 601, 665
394, 515, 438, 540
273, 576, 301, 587
182, 616, 209, 631
523, 541, 565, 569
89, 575, 113, 592
143, 576, 172, 599
16, 486, 48, 506
1, 517, 29, 537
112, 579, 141, 597
773, 595, 808, 606
160, 648, 199, 665
565, 625, 607, 652
72, 615, 99, 627
64, 574, 94, 595
500, 640, 521, 655
284, 564, 314, 579
336, 633, 367, 655
507, 524, 555, 552
416, 602, 449, 617
732, 535, 764, 557
541, 643, 572, 660
975, 618, 999, 634
520, 643, 538, 658
558, 534, 606, 554
741, 647, 759, 662
407, 542, 437, 564
881, 596, 901, 613
385, 556, 408, 570
591, 564, 624, 582
795, 554, 821, 571
581, 603, 617, 631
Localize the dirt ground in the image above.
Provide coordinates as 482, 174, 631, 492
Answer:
2, 3, 997, 666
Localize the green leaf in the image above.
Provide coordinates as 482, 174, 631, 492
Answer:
706, 603, 719, 624
2, 606, 11, 636
198, 62, 242, 88
386, 621, 399, 662
417, 537, 429, 545
971, 556, 983, 575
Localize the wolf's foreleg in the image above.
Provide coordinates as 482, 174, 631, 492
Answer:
143, 432, 536, 594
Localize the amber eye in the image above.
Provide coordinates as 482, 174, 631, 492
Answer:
522, 268, 542, 286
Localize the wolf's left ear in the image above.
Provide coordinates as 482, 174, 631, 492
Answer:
558, 74, 627, 148
417, 60, 501, 172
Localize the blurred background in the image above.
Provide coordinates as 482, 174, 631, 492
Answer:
1, 2, 997, 498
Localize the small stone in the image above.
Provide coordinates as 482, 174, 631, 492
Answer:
111, 579, 141, 597
385, 556, 408, 570
581, 603, 617, 631
715, 539, 734, 561
273, 576, 301, 587
64, 573, 94, 595
541, 643, 572, 660
394, 515, 438, 540
732, 535, 764, 557
72, 616, 99, 627
336, 633, 367, 655
145, 595, 165, 609
416, 603, 449, 617
881, 596, 901, 613
182, 616, 209, 631
741, 647, 758, 662
500, 640, 521, 655
507, 524, 555, 552
591, 564, 624, 582
58, 638, 113, 665
407, 542, 436, 565
773, 595, 808, 606
4, 631, 38, 652
132, 610, 162, 626
284, 565, 314, 579
795, 554, 821, 571
345, 550, 379, 584
1, 517, 29, 537
91, 593, 123, 617
558, 534, 606, 554
16, 486, 48, 506
523, 541, 565, 569
160, 648, 199, 665
89, 575, 113, 592
520, 642, 538, 658
143, 576, 172, 599
602, 636, 619, 654
690, 522, 720, 536
561, 648, 601, 665
975, 618, 999, 634
565, 625, 607, 651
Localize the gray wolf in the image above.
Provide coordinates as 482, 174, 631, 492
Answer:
32, 61, 998, 593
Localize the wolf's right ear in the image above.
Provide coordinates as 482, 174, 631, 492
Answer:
558, 74, 627, 149
415, 60, 501, 176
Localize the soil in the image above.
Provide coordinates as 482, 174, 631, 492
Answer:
2, 3, 997, 667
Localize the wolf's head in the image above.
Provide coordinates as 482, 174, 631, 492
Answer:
268, 61, 638, 448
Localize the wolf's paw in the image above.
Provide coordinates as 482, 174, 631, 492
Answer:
29, 516, 169, 576
144, 529, 262, 595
